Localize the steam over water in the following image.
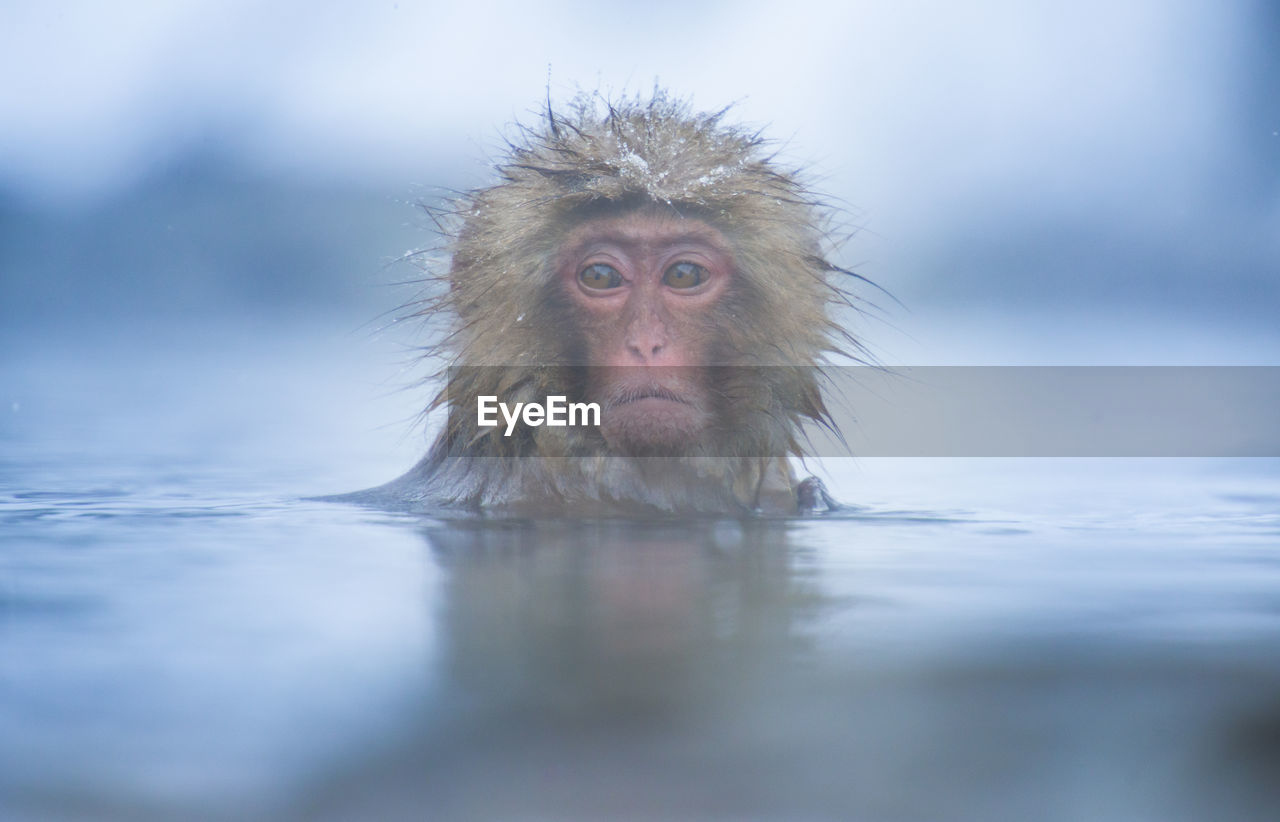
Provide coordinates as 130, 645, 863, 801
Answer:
4, 330, 1280, 821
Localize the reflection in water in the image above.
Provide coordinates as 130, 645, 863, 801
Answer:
296, 510, 1280, 822
302, 518, 829, 821
432, 519, 812, 712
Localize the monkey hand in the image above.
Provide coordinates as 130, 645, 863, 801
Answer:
796, 476, 839, 514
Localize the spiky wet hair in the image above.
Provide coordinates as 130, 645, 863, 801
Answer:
362, 90, 877, 511
419, 89, 859, 373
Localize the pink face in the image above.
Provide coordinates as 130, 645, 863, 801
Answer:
557, 211, 735, 453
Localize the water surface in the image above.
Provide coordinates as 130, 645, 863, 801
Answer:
4, 337, 1280, 821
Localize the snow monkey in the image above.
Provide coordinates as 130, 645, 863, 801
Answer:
349, 91, 866, 515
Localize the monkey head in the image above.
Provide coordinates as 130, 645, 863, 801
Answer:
392, 90, 858, 512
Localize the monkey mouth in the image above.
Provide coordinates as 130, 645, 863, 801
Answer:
593, 373, 711, 455
609, 385, 692, 408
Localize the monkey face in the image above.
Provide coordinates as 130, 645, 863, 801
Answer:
556, 210, 735, 455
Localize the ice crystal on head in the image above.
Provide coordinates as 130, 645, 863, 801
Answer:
618, 149, 651, 183
697, 166, 729, 186
460, 90, 819, 257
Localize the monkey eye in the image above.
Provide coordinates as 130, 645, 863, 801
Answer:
579, 263, 622, 290
663, 261, 708, 290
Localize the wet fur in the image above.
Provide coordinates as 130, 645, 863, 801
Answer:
352, 90, 863, 514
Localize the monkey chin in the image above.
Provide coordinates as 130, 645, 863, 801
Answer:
599, 396, 711, 457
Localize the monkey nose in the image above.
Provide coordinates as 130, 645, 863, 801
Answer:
623, 319, 670, 363
626, 339, 666, 363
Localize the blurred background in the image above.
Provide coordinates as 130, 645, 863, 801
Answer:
3, 0, 1277, 367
